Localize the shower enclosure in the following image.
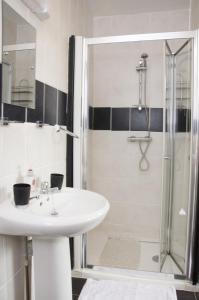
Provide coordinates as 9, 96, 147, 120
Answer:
72, 31, 199, 283
161, 39, 192, 274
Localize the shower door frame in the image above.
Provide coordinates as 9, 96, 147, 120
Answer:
160, 39, 194, 274
72, 30, 199, 282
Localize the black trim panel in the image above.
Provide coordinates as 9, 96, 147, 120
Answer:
45, 84, 57, 125
4, 103, 26, 122
67, 36, 76, 270
27, 80, 44, 123
112, 108, 130, 131
93, 107, 111, 130
58, 90, 67, 126
90, 106, 164, 132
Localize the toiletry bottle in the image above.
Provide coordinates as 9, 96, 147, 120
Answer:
25, 169, 36, 192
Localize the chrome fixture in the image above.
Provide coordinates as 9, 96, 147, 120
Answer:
128, 53, 151, 171
40, 181, 49, 195
40, 182, 59, 215
35, 122, 79, 139
54, 124, 79, 139
35, 121, 44, 128
21, 0, 50, 21
29, 195, 40, 201
128, 136, 152, 143
0, 117, 9, 126
0, 117, 22, 126
40, 182, 60, 197
136, 53, 148, 111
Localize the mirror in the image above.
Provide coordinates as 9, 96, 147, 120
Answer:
2, 1, 36, 109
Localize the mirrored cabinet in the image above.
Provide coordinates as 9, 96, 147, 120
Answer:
2, 1, 36, 109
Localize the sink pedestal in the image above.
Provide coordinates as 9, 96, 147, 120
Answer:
32, 237, 72, 300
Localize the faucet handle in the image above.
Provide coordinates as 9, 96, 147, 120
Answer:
40, 181, 49, 194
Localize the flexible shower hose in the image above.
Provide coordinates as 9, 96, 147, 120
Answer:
138, 140, 151, 171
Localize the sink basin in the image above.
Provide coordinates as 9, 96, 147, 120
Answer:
0, 187, 109, 299
0, 187, 109, 236
0, 187, 109, 300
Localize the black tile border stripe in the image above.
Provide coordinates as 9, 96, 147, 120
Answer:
90, 106, 164, 132
93, 107, 111, 130
89, 106, 190, 133
112, 107, 130, 131
0, 64, 67, 126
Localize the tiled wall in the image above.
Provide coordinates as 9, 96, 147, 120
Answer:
0, 0, 84, 297
86, 39, 165, 246
190, 0, 199, 30
35, 0, 93, 92
1, 78, 67, 126
89, 106, 190, 132
0, 236, 26, 300
0, 55, 68, 300
90, 107, 163, 132
0, 123, 66, 299
87, 42, 165, 249
92, 9, 190, 37
88, 130, 163, 242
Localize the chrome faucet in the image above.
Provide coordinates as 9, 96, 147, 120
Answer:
29, 195, 40, 201
40, 182, 59, 195
40, 181, 49, 194
40, 182, 59, 215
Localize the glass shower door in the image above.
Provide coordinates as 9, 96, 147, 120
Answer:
161, 39, 192, 274
169, 40, 192, 273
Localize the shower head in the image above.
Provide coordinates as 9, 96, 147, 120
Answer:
139, 53, 148, 68
141, 53, 148, 59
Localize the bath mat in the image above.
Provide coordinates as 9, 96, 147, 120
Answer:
79, 279, 177, 300
100, 238, 140, 269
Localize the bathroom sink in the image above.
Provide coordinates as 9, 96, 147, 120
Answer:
0, 187, 109, 300
0, 188, 109, 236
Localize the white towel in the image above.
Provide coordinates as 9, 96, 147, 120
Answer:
79, 279, 177, 300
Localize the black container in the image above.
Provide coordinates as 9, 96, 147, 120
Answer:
13, 183, 31, 206
50, 173, 64, 190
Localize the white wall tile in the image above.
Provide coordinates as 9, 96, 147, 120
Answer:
0, 237, 6, 288
191, 0, 199, 30
93, 9, 190, 37
0, 286, 6, 300
4, 236, 26, 280
0, 122, 66, 296
149, 10, 189, 33
88, 131, 163, 243
92, 41, 165, 108
5, 268, 25, 300
1, 124, 26, 178
26, 124, 54, 170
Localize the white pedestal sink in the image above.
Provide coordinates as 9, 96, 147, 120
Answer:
0, 188, 109, 300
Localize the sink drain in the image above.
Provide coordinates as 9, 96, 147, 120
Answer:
152, 255, 159, 263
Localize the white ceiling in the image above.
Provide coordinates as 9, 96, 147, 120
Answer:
86, 0, 190, 17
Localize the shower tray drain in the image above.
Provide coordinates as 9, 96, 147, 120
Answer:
152, 255, 159, 263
